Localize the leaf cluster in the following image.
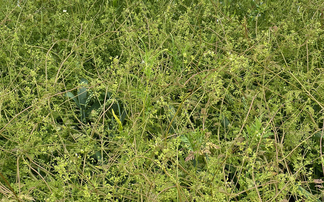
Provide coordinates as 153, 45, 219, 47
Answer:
1, 0, 324, 201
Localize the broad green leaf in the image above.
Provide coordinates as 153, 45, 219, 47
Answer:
66, 92, 80, 108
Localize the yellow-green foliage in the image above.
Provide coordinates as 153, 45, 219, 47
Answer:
0, 0, 324, 201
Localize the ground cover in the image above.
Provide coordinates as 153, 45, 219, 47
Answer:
1, 0, 324, 201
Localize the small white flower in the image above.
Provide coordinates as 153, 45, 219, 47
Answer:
63, 10, 67, 13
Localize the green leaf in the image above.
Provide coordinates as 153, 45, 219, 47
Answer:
93, 151, 102, 162
312, 132, 323, 142
86, 102, 101, 118
221, 115, 230, 128
66, 92, 80, 108
77, 78, 88, 108
297, 184, 321, 202
181, 134, 194, 151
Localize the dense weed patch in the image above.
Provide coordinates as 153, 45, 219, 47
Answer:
1, 0, 324, 201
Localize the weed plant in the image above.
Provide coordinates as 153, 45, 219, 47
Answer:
1, 0, 324, 201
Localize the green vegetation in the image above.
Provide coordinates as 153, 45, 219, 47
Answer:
1, 0, 324, 201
